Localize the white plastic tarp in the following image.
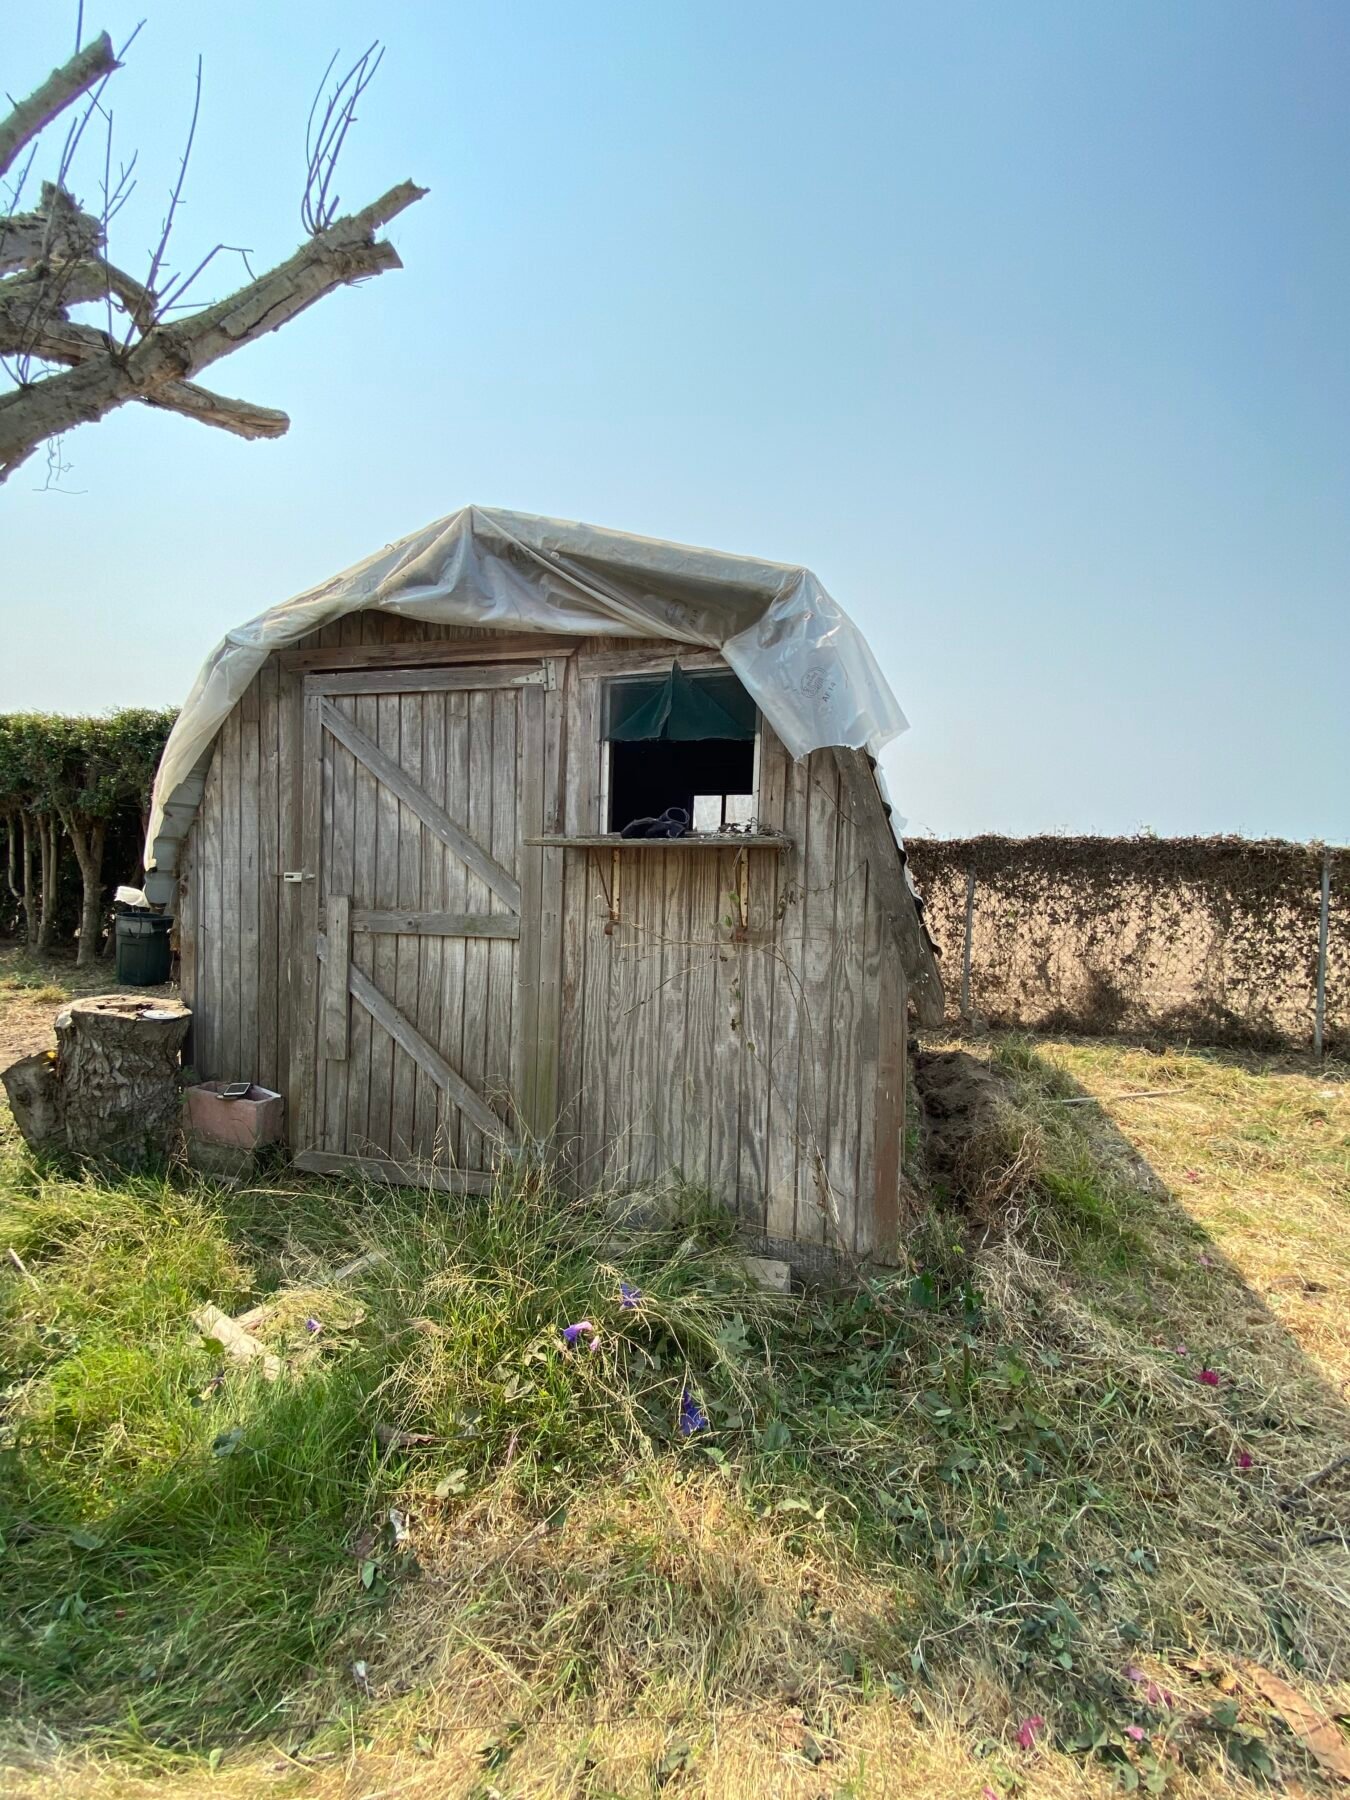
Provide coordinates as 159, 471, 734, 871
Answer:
146, 505, 908, 876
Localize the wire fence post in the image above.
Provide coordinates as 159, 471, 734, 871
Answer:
961, 867, 975, 1019
1314, 846, 1331, 1059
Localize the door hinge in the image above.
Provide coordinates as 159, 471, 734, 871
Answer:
282, 870, 315, 883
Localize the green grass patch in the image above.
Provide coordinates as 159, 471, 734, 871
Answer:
0, 1048, 1347, 1795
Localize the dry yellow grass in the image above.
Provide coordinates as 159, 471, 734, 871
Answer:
1026, 1037, 1350, 1397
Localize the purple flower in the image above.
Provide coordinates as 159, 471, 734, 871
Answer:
304, 1317, 322, 1336
1015, 1715, 1045, 1751
1124, 1724, 1146, 1743
1236, 1450, 1254, 1471
1197, 1367, 1221, 1387
562, 1319, 597, 1347
619, 1281, 641, 1309
679, 1388, 708, 1437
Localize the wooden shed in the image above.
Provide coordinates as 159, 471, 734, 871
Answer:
146, 509, 942, 1263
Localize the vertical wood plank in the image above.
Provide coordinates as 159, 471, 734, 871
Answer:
460, 689, 492, 1170
872, 934, 906, 1261
320, 894, 351, 1059
533, 664, 566, 1139
277, 671, 301, 1132
708, 852, 742, 1213
486, 689, 518, 1136
515, 683, 546, 1134
683, 852, 718, 1198
290, 689, 323, 1152
412, 689, 447, 1162
651, 848, 688, 1182
827, 788, 867, 1255
177, 824, 198, 1068
638, 846, 670, 1185
558, 667, 596, 1174
346, 692, 377, 1156
238, 680, 261, 1087
764, 742, 807, 1243
325, 725, 357, 1144
855, 871, 885, 1257
391, 693, 423, 1161
736, 864, 775, 1232
443, 691, 470, 1167
365, 693, 401, 1157
256, 660, 279, 1092
218, 705, 241, 1076
796, 753, 841, 1247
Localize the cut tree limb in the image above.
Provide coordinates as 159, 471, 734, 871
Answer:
0, 34, 120, 181
0, 184, 106, 275
0, 311, 288, 439
0, 178, 425, 480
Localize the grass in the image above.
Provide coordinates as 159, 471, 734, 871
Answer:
0, 1035, 1347, 1798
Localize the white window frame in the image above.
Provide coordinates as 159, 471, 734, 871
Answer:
596, 664, 761, 834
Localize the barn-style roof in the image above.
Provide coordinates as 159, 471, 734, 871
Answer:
145, 505, 942, 1012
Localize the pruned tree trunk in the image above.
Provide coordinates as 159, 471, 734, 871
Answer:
2, 811, 18, 935
60, 808, 106, 966
1, 1050, 65, 1152
19, 811, 36, 944
36, 811, 59, 951
54, 994, 191, 1164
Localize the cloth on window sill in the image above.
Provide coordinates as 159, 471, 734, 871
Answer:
619, 807, 690, 840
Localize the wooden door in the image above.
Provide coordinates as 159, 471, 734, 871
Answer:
290, 661, 556, 1189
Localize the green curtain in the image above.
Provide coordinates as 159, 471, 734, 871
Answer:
606, 663, 756, 742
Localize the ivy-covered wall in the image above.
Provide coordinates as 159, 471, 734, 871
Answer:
905, 835, 1346, 1051
0, 710, 177, 962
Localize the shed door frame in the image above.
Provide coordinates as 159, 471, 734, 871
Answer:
287, 656, 567, 1187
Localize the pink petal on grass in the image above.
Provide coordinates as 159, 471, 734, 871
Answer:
1237, 1450, 1254, 1471
1016, 1715, 1045, 1751
1197, 1368, 1221, 1387
1125, 1724, 1147, 1742
983, 1788, 1002, 1800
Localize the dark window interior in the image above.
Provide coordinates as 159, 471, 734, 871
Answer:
605, 669, 757, 833
609, 737, 755, 832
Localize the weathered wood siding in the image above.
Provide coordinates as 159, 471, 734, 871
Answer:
552, 650, 908, 1257
180, 618, 910, 1257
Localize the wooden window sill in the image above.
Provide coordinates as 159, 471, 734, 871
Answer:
524, 832, 791, 851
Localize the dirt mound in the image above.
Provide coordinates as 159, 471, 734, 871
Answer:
913, 1050, 1008, 1188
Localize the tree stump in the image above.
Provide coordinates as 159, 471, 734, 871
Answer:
54, 995, 191, 1165
1, 1051, 66, 1152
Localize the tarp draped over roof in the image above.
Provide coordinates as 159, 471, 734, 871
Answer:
144, 506, 909, 891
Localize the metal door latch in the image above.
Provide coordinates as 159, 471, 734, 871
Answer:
282, 870, 315, 883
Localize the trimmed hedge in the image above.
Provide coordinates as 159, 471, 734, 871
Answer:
0, 710, 177, 962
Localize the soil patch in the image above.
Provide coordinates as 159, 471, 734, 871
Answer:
0, 944, 173, 1072
913, 1047, 1010, 1195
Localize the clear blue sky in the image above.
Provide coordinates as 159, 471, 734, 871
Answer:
4, 1, 1347, 841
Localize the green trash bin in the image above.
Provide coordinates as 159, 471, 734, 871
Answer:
115, 910, 173, 986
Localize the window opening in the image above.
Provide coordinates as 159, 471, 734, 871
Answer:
604, 664, 758, 835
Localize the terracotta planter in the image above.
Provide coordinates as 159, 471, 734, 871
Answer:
183, 1081, 284, 1150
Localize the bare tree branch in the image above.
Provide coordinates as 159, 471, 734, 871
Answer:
0, 296, 287, 440
0, 22, 426, 483
0, 178, 425, 479
0, 33, 120, 181
0, 181, 105, 274
303, 43, 384, 236
140, 54, 202, 334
